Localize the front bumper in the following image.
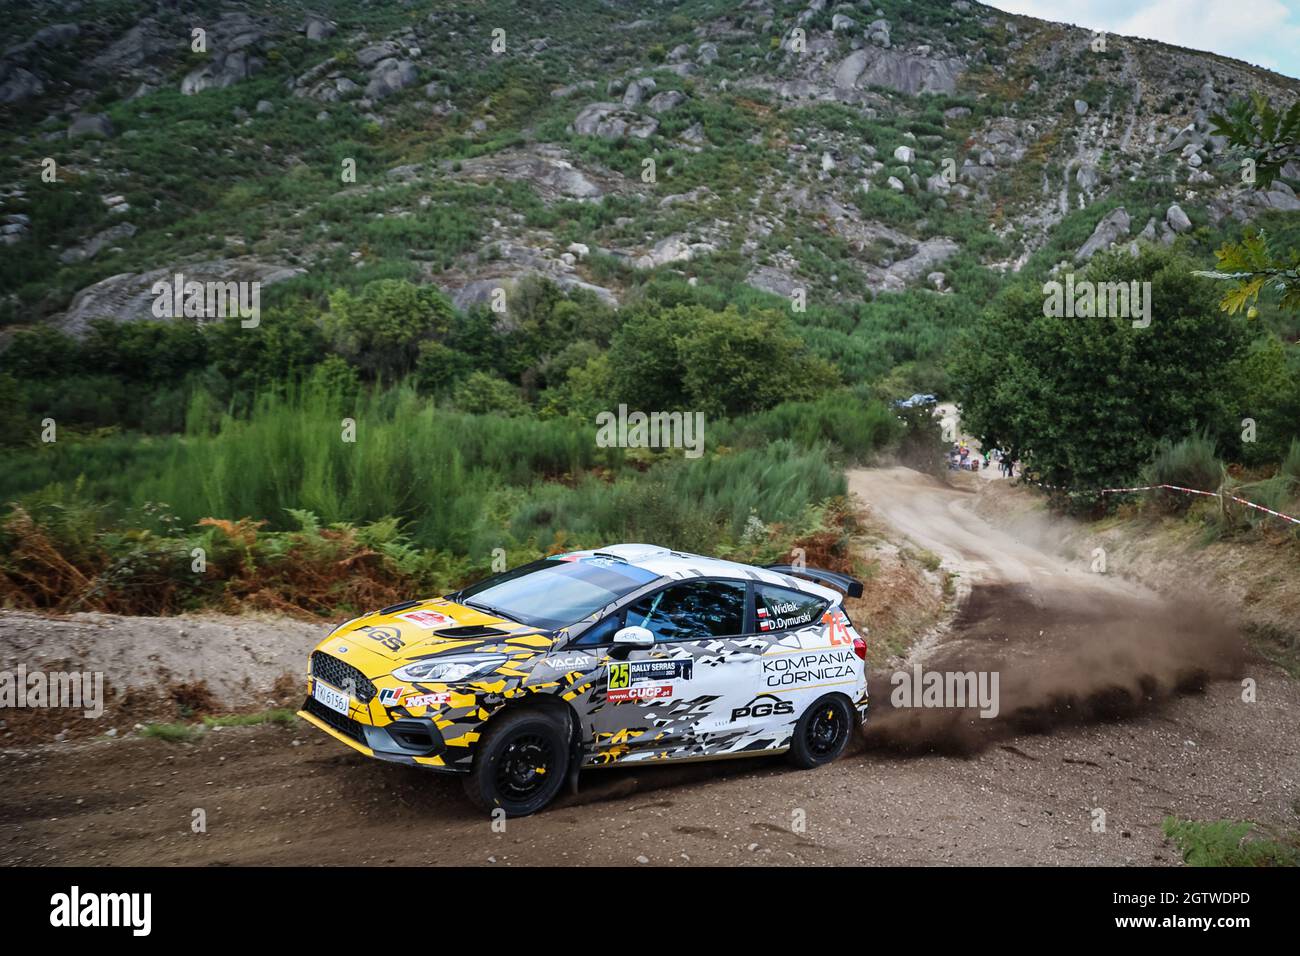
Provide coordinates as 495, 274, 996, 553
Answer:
299, 696, 458, 770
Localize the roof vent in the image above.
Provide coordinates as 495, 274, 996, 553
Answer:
590, 543, 673, 563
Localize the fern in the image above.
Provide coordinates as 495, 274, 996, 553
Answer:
284, 508, 321, 534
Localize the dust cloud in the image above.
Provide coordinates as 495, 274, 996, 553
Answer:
859, 583, 1247, 755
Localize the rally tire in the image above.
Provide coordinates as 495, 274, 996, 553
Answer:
463, 710, 570, 817
788, 694, 853, 769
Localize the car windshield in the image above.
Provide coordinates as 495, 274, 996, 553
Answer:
453, 557, 662, 630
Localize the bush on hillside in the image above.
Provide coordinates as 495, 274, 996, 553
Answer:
1142, 433, 1224, 513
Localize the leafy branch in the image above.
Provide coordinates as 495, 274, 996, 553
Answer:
1203, 95, 1300, 316
1209, 92, 1300, 190
1192, 229, 1300, 317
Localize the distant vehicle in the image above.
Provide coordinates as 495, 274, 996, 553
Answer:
299, 544, 869, 816
893, 393, 938, 409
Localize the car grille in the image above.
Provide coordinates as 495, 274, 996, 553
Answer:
303, 696, 368, 746
310, 651, 377, 703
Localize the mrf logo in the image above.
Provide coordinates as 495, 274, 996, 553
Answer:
730, 694, 794, 722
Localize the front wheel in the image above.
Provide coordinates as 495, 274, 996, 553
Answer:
787, 694, 853, 769
463, 710, 570, 817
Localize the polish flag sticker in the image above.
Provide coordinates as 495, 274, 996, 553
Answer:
398, 610, 455, 629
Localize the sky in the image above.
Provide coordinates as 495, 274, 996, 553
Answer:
988, 0, 1300, 79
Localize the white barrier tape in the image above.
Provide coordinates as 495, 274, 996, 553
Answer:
1017, 478, 1300, 526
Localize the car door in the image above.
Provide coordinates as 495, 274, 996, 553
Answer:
751, 582, 865, 744
693, 582, 834, 752
580, 579, 753, 764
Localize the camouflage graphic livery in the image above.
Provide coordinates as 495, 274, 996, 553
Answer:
298, 543, 868, 814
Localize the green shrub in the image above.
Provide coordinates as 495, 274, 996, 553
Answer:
1143, 433, 1224, 513
1283, 439, 1300, 482
451, 371, 529, 416
323, 279, 454, 378
1162, 817, 1298, 867
713, 391, 898, 462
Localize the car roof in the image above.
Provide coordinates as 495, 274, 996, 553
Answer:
556, 544, 841, 603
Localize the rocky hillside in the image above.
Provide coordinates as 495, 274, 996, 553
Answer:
1, 0, 1298, 335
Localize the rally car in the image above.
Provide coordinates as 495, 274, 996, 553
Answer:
298, 543, 868, 816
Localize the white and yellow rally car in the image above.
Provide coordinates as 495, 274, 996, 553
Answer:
299, 544, 868, 816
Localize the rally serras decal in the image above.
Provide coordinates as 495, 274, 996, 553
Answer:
608, 659, 694, 685
762, 648, 857, 688
606, 659, 693, 702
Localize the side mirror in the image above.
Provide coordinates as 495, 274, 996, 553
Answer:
613, 625, 655, 650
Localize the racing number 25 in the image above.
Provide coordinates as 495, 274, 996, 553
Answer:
608, 662, 631, 690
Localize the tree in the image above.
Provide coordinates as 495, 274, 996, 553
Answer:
541, 353, 614, 420
1223, 335, 1300, 466
451, 371, 528, 416
0, 327, 78, 379
607, 304, 837, 417
206, 307, 327, 393
80, 319, 207, 384
414, 340, 463, 396
0, 373, 26, 447
323, 279, 454, 378
676, 306, 838, 417
951, 248, 1249, 496
607, 307, 693, 411
1201, 94, 1300, 315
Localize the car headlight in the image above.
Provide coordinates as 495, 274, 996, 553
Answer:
392, 657, 507, 683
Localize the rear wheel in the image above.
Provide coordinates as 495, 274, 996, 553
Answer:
463, 710, 569, 817
788, 694, 853, 769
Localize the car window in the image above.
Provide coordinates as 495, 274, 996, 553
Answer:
453, 557, 661, 630
754, 584, 827, 633
625, 580, 746, 642
571, 612, 624, 647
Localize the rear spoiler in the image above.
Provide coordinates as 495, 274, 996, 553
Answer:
764, 565, 863, 599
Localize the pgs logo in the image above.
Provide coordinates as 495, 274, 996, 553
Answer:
729, 694, 795, 722
357, 625, 404, 652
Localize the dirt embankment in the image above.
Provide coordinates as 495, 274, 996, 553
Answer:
0, 611, 323, 743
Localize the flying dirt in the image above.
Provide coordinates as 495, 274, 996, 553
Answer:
850, 467, 1248, 755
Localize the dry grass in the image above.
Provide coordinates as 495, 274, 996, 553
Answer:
0, 508, 419, 618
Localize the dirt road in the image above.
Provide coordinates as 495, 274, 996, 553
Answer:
2, 468, 1296, 866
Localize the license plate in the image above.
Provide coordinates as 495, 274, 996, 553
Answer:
312, 679, 350, 716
